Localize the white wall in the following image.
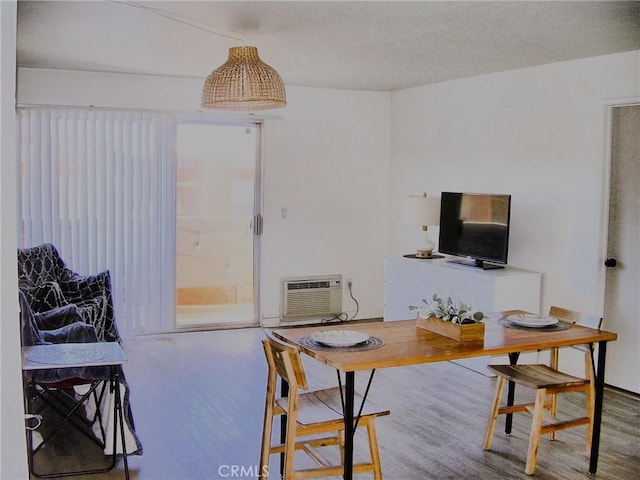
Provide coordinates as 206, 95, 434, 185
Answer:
389, 51, 640, 318
1, 2, 30, 478
260, 86, 390, 321
16, 68, 391, 323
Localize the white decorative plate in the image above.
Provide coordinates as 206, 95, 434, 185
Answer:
310, 330, 370, 347
507, 314, 559, 328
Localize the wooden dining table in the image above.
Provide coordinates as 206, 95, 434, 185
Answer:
272, 313, 617, 480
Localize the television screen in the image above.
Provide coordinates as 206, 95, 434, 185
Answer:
438, 192, 511, 269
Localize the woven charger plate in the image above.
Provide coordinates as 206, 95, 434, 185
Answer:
498, 318, 573, 332
297, 335, 385, 352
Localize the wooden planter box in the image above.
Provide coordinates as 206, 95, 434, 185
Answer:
417, 316, 485, 342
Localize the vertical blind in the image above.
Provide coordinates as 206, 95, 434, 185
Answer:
17, 108, 176, 335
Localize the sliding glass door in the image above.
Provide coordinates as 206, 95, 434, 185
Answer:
17, 108, 261, 335
175, 123, 260, 329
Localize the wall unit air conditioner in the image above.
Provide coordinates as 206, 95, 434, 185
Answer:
281, 275, 343, 321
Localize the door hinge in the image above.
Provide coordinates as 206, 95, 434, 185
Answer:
254, 214, 263, 235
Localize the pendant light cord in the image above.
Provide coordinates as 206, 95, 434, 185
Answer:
114, 1, 245, 42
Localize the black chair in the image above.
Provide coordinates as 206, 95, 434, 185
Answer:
20, 291, 127, 478
17, 244, 143, 476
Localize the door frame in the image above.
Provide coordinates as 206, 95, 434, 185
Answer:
596, 97, 640, 315
172, 117, 264, 331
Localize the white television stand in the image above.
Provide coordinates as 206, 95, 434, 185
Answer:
383, 256, 542, 374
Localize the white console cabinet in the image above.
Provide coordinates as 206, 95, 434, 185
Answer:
384, 256, 542, 374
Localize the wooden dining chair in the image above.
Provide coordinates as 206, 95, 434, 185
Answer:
483, 306, 602, 475
259, 333, 389, 480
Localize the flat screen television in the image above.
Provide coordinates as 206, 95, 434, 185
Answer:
438, 192, 511, 269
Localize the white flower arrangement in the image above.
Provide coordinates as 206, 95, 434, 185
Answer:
410, 294, 484, 324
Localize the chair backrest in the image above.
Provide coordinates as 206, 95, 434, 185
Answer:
549, 306, 602, 330
549, 306, 601, 380
17, 243, 66, 289
263, 331, 309, 391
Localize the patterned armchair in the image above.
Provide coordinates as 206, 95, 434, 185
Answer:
18, 244, 142, 457
17, 243, 120, 343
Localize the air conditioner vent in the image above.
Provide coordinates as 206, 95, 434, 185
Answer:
281, 275, 342, 320
287, 281, 331, 290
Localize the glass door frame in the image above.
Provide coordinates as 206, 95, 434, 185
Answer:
172, 116, 263, 331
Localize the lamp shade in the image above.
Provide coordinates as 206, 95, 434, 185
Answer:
406, 193, 441, 227
406, 193, 442, 258
201, 46, 287, 111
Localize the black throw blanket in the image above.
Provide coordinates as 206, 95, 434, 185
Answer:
20, 289, 143, 456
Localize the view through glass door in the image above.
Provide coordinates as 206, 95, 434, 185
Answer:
175, 122, 259, 329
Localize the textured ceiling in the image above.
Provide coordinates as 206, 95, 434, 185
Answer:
16, 1, 640, 92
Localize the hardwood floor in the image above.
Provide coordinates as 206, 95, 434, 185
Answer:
28, 326, 640, 479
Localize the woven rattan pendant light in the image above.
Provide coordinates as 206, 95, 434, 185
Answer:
201, 46, 286, 110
